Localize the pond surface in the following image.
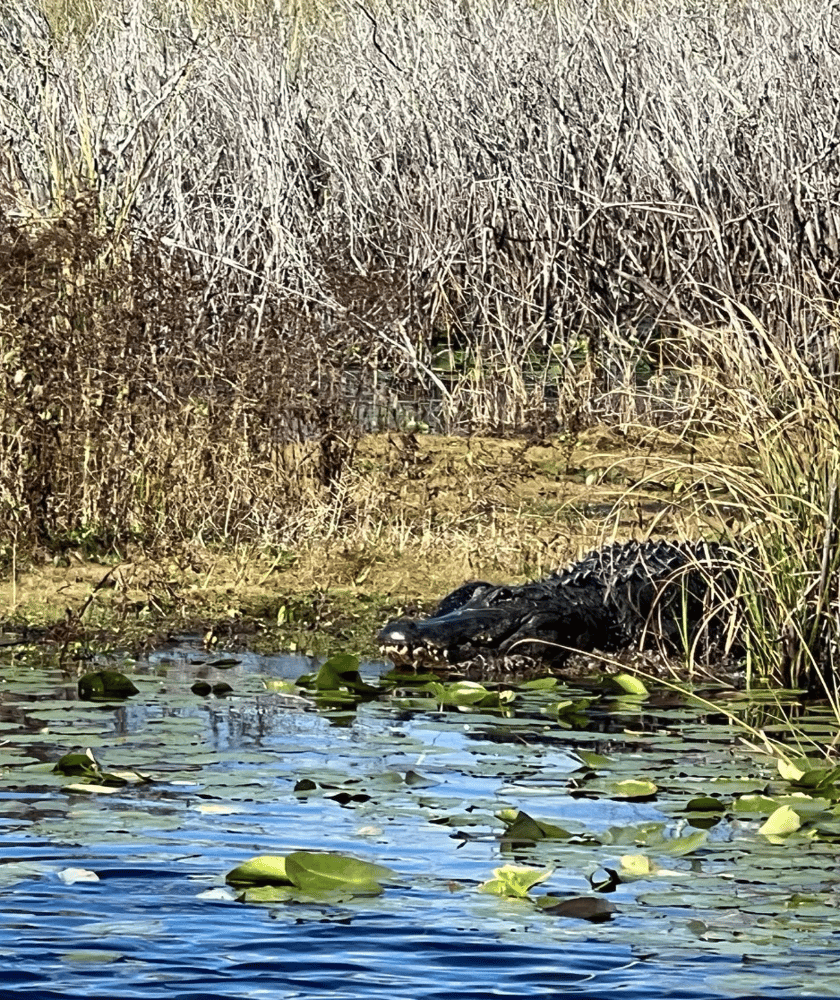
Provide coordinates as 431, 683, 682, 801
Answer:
0, 641, 838, 999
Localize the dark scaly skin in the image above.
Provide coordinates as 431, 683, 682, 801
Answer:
378, 540, 740, 676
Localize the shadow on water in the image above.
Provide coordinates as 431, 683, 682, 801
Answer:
0, 639, 838, 999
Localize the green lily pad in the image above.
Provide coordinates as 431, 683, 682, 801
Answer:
479, 864, 553, 899
54, 750, 100, 778
685, 796, 726, 813
576, 750, 613, 769
226, 855, 291, 886
307, 654, 380, 697
587, 778, 658, 800
620, 853, 657, 876
227, 851, 393, 897
732, 794, 781, 814
78, 671, 139, 701
499, 809, 574, 843
651, 829, 709, 856
283, 852, 394, 894
425, 680, 495, 708
759, 805, 802, 837
517, 677, 559, 690
607, 673, 649, 697
236, 884, 295, 904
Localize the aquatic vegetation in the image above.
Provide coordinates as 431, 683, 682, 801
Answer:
0, 645, 839, 995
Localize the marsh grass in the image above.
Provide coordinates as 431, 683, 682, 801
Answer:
610, 316, 840, 694
2, 0, 840, 694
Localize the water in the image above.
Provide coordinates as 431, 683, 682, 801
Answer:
0, 643, 837, 999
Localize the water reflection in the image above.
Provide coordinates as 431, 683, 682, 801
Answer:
0, 641, 834, 999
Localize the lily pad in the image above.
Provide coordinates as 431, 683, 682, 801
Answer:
684, 796, 726, 813
227, 851, 394, 897
498, 809, 573, 843
538, 895, 616, 922
283, 852, 394, 894
226, 855, 291, 886
585, 778, 658, 801
606, 673, 649, 697
306, 654, 380, 697
479, 864, 553, 899
78, 671, 139, 701
759, 805, 802, 837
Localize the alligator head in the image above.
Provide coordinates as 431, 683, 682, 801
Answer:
378, 577, 619, 671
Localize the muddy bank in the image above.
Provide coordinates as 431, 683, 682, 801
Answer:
0, 429, 745, 658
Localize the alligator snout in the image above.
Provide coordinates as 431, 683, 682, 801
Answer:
378, 605, 522, 668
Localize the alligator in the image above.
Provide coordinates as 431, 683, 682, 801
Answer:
378, 539, 742, 679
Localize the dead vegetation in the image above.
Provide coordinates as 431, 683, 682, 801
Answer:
1, 1, 840, 689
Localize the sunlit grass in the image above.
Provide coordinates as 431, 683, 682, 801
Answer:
3, 0, 840, 719
610, 313, 840, 698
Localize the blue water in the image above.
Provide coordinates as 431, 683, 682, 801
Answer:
0, 646, 835, 999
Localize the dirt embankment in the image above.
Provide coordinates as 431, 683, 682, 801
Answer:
0, 428, 747, 657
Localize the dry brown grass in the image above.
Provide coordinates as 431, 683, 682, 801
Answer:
1, 0, 840, 697
2, 0, 838, 449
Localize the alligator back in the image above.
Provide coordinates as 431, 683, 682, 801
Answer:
546, 539, 737, 655
378, 538, 740, 673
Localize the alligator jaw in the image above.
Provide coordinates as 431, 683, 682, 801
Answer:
377, 608, 511, 670
378, 640, 451, 669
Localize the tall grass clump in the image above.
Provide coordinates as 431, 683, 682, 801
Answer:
646, 314, 840, 694
0, 196, 367, 550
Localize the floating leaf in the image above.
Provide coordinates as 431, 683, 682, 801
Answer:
651, 829, 709, 856
597, 821, 665, 846
576, 750, 612, 770
404, 769, 435, 787
812, 818, 840, 839
589, 778, 658, 801
425, 680, 495, 708
553, 698, 591, 719
62, 782, 123, 795
236, 884, 295, 904
607, 673, 648, 697
732, 793, 780, 814
226, 855, 291, 886
0, 748, 40, 766
516, 677, 559, 690
759, 805, 802, 837
283, 852, 393, 894
479, 864, 553, 899
310, 654, 379, 696
787, 766, 840, 792
620, 854, 655, 876
500, 809, 573, 843
54, 750, 99, 777
777, 758, 809, 782
538, 895, 615, 921
684, 796, 726, 813
78, 671, 139, 701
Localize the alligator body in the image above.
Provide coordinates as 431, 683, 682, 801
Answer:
378, 540, 740, 676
